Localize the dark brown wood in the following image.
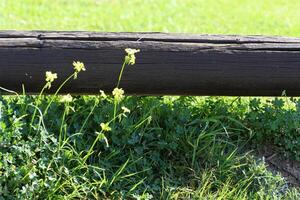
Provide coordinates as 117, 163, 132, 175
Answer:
1, 31, 300, 96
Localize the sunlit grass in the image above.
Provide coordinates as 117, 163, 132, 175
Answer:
1, 0, 300, 36
1, 0, 300, 199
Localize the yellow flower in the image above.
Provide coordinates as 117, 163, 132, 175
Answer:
60, 94, 73, 103
125, 48, 140, 55
100, 90, 107, 99
112, 88, 124, 102
121, 106, 130, 113
73, 61, 86, 73
125, 48, 140, 65
100, 122, 111, 132
45, 71, 57, 83
45, 71, 57, 89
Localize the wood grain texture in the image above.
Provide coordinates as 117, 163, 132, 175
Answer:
1, 31, 300, 96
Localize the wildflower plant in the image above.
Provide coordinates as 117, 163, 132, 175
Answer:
1, 47, 300, 199
100, 122, 111, 132
113, 48, 140, 123
85, 48, 140, 161
117, 48, 140, 88
59, 94, 73, 103
124, 48, 140, 65
73, 61, 86, 79
100, 90, 107, 99
45, 71, 58, 89
112, 87, 125, 102
121, 106, 130, 114
29, 62, 86, 133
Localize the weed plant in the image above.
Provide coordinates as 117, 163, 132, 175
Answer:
0, 49, 299, 199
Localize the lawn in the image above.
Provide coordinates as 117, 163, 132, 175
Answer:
0, 0, 300, 199
2, 0, 300, 36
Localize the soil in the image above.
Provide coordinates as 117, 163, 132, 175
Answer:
255, 144, 300, 187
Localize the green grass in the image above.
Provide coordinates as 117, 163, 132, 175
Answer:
1, 0, 300, 199
1, 0, 300, 36
1, 89, 300, 199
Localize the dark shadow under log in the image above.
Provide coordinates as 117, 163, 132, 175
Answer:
1, 31, 300, 96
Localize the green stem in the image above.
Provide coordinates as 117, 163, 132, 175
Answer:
83, 130, 104, 162
59, 105, 67, 147
79, 100, 98, 133
84, 114, 121, 162
113, 99, 118, 126
113, 60, 127, 125
44, 73, 75, 115
116, 61, 126, 88
29, 85, 47, 133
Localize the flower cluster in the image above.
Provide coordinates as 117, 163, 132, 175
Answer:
100, 90, 107, 99
45, 71, 57, 89
100, 122, 111, 132
125, 48, 140, 65
73, 61, 86, 79
121, 106, 130, 117
121, 106, 130, 114
112, 88, 124, 102
60, 94, 73, 103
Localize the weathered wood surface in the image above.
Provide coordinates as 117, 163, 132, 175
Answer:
1, 31, 300, 96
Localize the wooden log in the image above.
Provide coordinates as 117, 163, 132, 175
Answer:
1, 31, 300, 96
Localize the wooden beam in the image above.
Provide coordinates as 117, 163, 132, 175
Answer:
1, 31, 300, 96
